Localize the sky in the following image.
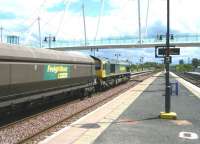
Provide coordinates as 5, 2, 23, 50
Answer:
1, 0, 200, 64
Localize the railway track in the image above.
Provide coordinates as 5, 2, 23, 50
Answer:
174, 72, 200, 87
0, 71, 154, 144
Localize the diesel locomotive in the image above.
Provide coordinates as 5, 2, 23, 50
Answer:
0, 43, 130, 107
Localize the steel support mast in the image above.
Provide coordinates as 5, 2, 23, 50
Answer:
160, 0, 177, 120
137, 0, 142, 45
82, 3, 87, 52
165, 0, 170, 113
38, 17, 42, 48
0, 26, 3, 42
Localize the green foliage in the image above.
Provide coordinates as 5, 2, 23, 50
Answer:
175, 64, 192, 72
130, 62, 163, 72
192, 58, 199, 68
130, 64, 137, 72
175, 58, 200, 72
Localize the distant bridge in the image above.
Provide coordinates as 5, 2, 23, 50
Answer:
48, 34, 200, 51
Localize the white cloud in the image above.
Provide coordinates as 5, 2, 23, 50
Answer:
2, 0, 200, 40
1, 0, 200, 62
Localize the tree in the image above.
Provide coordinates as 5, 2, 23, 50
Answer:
192, 58, 199, 68
176, 64, 192, 72
179, 59, 184, 65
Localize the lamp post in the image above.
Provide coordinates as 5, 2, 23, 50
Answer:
140, 56, 144, 71
44, 35, 56, 48
157, 34, 174, 41
115, 54, 121, 64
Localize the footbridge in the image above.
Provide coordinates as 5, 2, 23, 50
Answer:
49, 34, 200, 51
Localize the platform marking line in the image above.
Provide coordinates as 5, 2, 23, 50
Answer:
39, 72, 160, 144
171, 120, 192, 126
179, 131, 199, 140
170, 72, 200, 99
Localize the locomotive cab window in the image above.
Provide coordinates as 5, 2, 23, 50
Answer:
110, 64, 115, 73
95, 64, 101, 70
103, 64, 106, 70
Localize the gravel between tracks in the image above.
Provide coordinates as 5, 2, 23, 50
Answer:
0, 74, 152, 144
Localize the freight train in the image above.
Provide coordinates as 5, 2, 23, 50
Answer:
0, 43, 130, 108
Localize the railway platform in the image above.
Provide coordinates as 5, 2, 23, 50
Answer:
39, 72, 200, 144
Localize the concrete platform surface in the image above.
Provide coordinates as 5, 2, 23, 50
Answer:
40, 72, 159, 144
40, 72, 200, 144
94, 73, 200, 144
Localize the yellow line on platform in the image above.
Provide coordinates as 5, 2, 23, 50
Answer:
170, 72, 200, 99
40, 72, 160, 144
